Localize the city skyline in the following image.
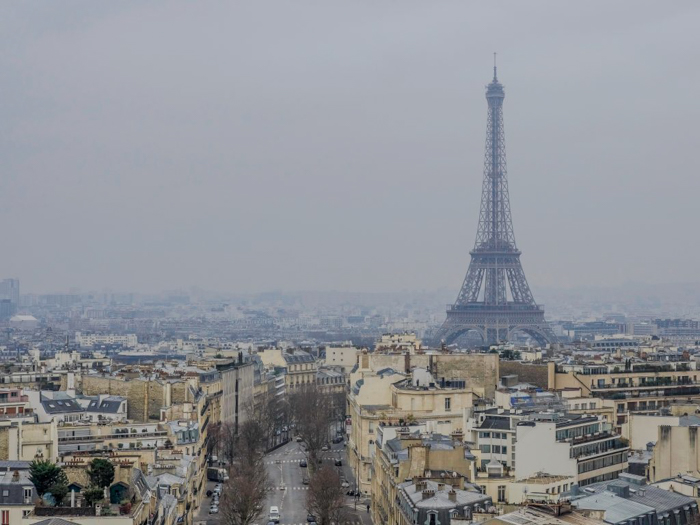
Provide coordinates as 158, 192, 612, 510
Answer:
2, 1, 699, 295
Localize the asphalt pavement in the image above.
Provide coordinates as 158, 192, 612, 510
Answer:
194, 438, 372, 525
255, 439, 372, 525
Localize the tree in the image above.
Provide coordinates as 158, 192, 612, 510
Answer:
208, 422, 223, 457
83, 486, 105, 507
219, 422, 238, 465
289, 383, 335, 471
219, 463, 270, 525
29, 460, 68, 497
234, 419, 266, 466
306, 466, 346, 525
87, 458, 115, 488
48, 481, 69, 506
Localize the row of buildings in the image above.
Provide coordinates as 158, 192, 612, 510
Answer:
0, 337, 357, 525
344, 334, 700, 525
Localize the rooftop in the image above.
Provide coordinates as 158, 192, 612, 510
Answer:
400, 479, 491, 509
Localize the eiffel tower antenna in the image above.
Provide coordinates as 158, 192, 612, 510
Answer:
432, 62, 556, 347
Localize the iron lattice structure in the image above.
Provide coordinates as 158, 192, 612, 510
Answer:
434, 66, 556, 347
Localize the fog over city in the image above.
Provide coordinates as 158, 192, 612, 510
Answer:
2, 1, 699, 295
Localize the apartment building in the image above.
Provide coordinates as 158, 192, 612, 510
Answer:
0, 468, 36, 524
396, 479, 492, 525
0, 389, 31, 419
323, 344, 359, 373
283, 351, 317, 390
515, 413, 629, 486
348, 365, 476, 496
0, 421, 58, 462
217, 356, 254, 429
548, 359, 700, 432
75, 332, 138, 348
372, 425, 477, 525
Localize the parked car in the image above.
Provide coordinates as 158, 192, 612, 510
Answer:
302, 477, 309, 485
333, 436, 343, 444
299, 460, 307, 468
321, 445, 329, 451
307, 513, 317, 523
296, 436, 303, 442
341, 481, 350, 488
209, 505, 219, 514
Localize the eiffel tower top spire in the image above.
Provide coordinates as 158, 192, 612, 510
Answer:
493, 52, 498, 82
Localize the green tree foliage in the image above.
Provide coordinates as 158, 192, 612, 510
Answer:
87, 458, 115, 488
84, 486, 105, 507
29, 459, 68, 497
48, 481, 69, 506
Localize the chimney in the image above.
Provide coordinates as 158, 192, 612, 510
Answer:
238, 351, 243, 364
422, 489, 435, 500
11, 470, 19, 482
449, 489, 457, 502
71, 488, 76, 508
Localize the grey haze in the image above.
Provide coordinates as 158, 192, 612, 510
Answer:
1, 1, 699, 294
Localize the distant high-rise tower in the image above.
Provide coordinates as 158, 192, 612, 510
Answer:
434, 65, 555, 346
0, 278, 19, 315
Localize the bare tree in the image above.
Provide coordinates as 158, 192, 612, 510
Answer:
289, 383, 334, 470
207, 421, 222, 457
306, 466, 346, 525
245, 381, 285, 450
219, 462, 270, 525
234, 419, 266, 465
219, 422, 238, 465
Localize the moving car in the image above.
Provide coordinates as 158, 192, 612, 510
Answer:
332, 436, 343, 444
334, 459, 342, 466
321, 445, 329, 451
307, 513, 317, 524
341, 481, 350, 488
302, 477, 309, 485
299, 460, 307, 468
269, 505, 280, 523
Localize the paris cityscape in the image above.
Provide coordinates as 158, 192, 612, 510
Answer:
2, 2, 700, 525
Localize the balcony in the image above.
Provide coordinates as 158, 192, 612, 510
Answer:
58, 430, 168, 442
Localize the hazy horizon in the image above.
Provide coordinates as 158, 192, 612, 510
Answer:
2, 1, 699, 295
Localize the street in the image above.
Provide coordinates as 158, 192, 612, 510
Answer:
196, 439, 372, 525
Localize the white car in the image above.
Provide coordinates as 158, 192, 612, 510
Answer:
209, 505, 219, 514
269, 505, 280, 523
341, 481, 350, 488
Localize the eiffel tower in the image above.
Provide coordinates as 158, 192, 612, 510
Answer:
434, 63, 556, 347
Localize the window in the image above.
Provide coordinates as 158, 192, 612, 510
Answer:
445, 398, 451, 411
24, 487, 32, 499
498, 485, 506, 502
1, 510, 7, 525
1, 490, 8, 497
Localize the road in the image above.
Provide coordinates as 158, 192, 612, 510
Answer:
195, 439, 372, 525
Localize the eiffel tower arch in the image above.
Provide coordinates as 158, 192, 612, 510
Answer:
433, 63, 556, 347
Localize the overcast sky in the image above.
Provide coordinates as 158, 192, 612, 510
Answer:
1, 1, 699, 295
